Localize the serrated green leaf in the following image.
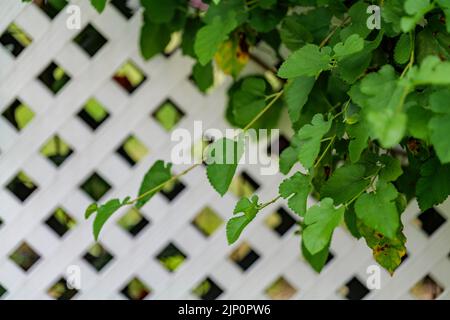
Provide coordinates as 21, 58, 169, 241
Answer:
333, 34, 364, 61
354, 65, 410, 148
406, 103, 433, 141
296, 113, 332, 169
409, 56, 450, 86
279, 14, 313, 51
284, 76, 315, 123
227, 195, 260, 244
344, 205, 361, 239
416, 157, 450, 211
355, 181, 400, 239
194, 14, 237, 65
278, 44, 333, 78
206, 138, 244, 196
279, 172, 311, 216
321, 164, 370, 205
303, 198, 344, 255
136, 160, 173, 208
400, 0, 433, 32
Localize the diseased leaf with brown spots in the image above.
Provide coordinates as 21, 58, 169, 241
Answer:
358, 220, 407, 275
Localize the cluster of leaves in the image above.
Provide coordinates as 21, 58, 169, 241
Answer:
24, 0, 450, 274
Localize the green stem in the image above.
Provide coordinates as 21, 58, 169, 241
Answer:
400, 32, 415, 78
314, 135, 336, 168
129, 163, 200, 205
243, 90, 283, 132
259, 195, 282, 210
319, 16, 351, 48
129, 89, 284, 206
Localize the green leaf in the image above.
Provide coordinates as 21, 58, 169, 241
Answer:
214, 38, 249, 78
409, 56, 450, 86
347, 121, 369, 163
379, 155, 403, 182
394, 33, 412, 64
303, 198, 344, 255
181, 18, 203, 58
192, 61, 214, 93
400, 0, 434, 32
302, 240, 330, 273
140, 22, 172, 60
91, 0, 107, 13
321, 164, 370, 205
206, 138, 244, 196
194, 14, 237, 65
278, 44, 332, 78
280, 113, 332, 174
136, 160, 173, 208
358, 221, 407, 275
406, 103, 433, 141
284, 76, 315, 123
355, 181, 400, 239
416, 157, 450, 211
231, 77, 266, 127
333, 34, 364, 61
296, 113, 332, 169
92, 199, 127, 240
344, 205, 361, 239
227, 195, 260, 244
85, 203, 98, 219
353, 65, 410, 148
141, 0, 177, 24
279, 172, 311, 217
429, 115, 450, 164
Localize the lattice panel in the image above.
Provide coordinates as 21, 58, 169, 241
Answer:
0, 0, 449, 300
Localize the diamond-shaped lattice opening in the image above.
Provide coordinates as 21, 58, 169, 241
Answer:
152, 100, 185, 131
192, 277, 224, 300
116, 135, 149, 166
0, 23, 32, 57
79, 172, 111, 201
111, 0, 135, 19
40, 135, 73, 167
38, 61, 71, 95
35, 0, 68, 19
45, 207, 76, 238
156, 242, 187, 273
230, 242, 260, 272
83, 243, 114, 272
9, 242, 41, 272
230, 171, 260, 198
113, 60, 147, 94
266, 134, 290, 157
47, 277, 78, 300
416, 208, 447, 236
192, 206, 223, 238
339, 276, 369, 300
117, 207, 149, 237
265, 207, 296, 237
265, 277, 297, 300
2, 99, 35, 131
0, 284, 7, 299
73, 23, 107, 57
160, 179, 186, 201
121, 277, 150, 300
6, 171, 38, 202
410, 274, 444, 300
77, 98, 110, 131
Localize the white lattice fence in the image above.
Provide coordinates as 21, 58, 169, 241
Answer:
0, 0, 449, 300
